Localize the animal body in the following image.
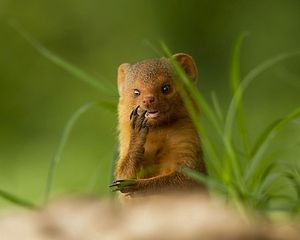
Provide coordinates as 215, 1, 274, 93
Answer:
110, 53, 206, 200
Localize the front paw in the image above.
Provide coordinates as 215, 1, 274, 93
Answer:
109, 179, 138, 194
130, 106, 148, 137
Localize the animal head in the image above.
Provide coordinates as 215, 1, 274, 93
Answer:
117, 53, 198, 127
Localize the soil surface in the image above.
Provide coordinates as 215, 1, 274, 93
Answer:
0, 194, 299, 240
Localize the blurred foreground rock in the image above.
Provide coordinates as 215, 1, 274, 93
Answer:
0, 194, 299, 240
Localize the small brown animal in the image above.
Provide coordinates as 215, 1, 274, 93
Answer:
110, 53, 206, 200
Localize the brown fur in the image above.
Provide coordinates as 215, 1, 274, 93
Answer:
114, 53, 206, 201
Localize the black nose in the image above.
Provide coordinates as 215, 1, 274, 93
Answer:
143, 95, 155, 106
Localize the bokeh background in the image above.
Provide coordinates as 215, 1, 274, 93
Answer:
0, 0, 300, 207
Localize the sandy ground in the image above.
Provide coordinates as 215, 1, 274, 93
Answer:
0, 194, 299, 240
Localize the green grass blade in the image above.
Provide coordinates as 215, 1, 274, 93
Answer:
163, 43, 242, 187
229, 32, 248, 93
201, 136, 223, 177
182, 167, 226, 193
246, 156, 277, 193
246, 107, 300, 183
9, 21, 117, 96
142, 40, 163, 57
254, 171, 281, 198
161, 42, 223, 137
285, 166, 300, 198
44, 101, 102, 203
225, 50, 300, 142
224, 48, 300, 192
222, 136, 243, 184
211, 91, 224, 124
96, 100, 118, 113
0, 189, 37, 209
161, 43, 223, 176
173, 83, 223, 177
85, 160, 103, 194
229, 32, 250, 155
250, 120, 280, 158
162, 43, 242, 187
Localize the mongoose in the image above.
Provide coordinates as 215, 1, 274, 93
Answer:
110, 53, 206, 200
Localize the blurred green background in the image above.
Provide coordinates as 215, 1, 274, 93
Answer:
0, 0, 300, 207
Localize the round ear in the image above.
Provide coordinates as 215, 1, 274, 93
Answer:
117, 63, 130, 96
172, 53, 198, 83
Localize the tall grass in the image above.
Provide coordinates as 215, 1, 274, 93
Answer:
162, 35, 300, 216
9, 20, 117, 97
44, 101, 117, 204
0, 189, 37, 209
0, 23, 117, 208
2, 23, 300, 218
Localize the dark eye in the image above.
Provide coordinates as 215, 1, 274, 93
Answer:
161, 84, 171, 94
134, 89, 140, 96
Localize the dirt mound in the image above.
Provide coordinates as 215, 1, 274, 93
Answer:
0, 194, 299, 240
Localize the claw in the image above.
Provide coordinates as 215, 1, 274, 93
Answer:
130, 106, 139, 119
135, 106, 140, 115
109, 182, 120, 188
141, 109, 147, 118
109, 179, 137, 192
142, 118, 148, 128
130, 106, 140, 129
113, 179, 125, 184
109, 179, 125, 188
138, 110, 148, 131
130, 110, 134, 120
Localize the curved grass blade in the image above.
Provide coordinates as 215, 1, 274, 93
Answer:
229, 32, 249, 93
250, 120, 280, 158
161, 42, 223, 137
142, 39, 163, 57
246, 107, 300, 183
0, 189, 37, 209
162, 44, 244, 186
161, 43, 223, 176
173, 80, 223, 176
44, 101, 114, 203
85, 160, 103, 194
9, 20, 117, 96
246, 155, 277, 193
85, 146, 118, 195
211, 91, 224, 124
201, 136, 223, 177
229, 32, 250, 155
225, 50, 300, 142
162, 43, 242, 185
181, 167, 226, 193
253, 171, 281, 201
96, 100, 117, 113
222, 136, 243, 185
285, 166, 300, 198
